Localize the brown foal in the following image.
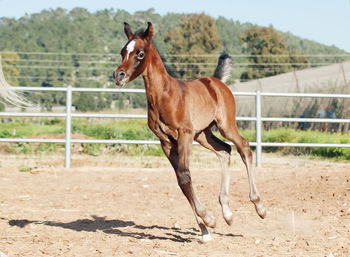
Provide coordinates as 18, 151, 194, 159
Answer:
113, 22, 266, 242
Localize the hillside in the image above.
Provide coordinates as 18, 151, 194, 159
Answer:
231, 61, 350, 118
0, 8, 349, 111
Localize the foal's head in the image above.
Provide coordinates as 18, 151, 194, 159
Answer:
113, 22, 154, 87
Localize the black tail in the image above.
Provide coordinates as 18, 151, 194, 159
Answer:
213, 53, 234, 83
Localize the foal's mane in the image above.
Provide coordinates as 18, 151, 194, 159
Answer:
143, 35, 176, 77
134, 29, 146, 38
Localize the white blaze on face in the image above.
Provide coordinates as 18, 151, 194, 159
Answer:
126, 40, 136, 60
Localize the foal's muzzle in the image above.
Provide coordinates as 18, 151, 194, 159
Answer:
114, 69, 129, 87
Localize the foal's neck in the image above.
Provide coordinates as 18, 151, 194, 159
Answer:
142, 44, 174, 97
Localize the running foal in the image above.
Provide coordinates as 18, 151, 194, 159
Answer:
113, 22, 266, 242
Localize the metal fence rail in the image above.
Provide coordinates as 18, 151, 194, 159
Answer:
1, 86, 350, 168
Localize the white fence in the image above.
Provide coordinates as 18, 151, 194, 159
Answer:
1, 86, 350, 168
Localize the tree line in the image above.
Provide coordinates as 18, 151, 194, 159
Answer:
0, 8, 348, 111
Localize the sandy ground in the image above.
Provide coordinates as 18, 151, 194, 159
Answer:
0, 150, 349, 257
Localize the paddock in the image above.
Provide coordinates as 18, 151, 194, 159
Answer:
0, 151, 349, 256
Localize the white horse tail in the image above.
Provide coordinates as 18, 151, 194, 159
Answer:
0, 55, 31, 107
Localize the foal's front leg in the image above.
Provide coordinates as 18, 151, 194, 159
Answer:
176, 130, 216, 229
161, 132, 215, 241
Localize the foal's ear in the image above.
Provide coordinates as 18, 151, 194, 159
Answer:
143, 22, 154, 41
124, 22, 133, 40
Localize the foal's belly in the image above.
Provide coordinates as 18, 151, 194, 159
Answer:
190, 104, 216, 132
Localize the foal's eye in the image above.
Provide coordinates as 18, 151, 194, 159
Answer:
137, 50, 145, 59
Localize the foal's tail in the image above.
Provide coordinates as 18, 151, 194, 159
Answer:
213, 53, 234, 84
0, 56, 31, 107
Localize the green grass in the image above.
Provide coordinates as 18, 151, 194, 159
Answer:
0, 118, 64, 138
19, 167, 32, 173
239, 128, 350, 160
72, 119, 157, 140
1, 119, 350, 160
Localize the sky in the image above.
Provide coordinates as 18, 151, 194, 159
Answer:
0, 0, 350, 52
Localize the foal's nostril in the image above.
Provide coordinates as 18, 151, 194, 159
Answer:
114, 70, 127, 85
118, 71, 126, 79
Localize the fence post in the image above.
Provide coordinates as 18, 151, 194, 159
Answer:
65, 86, 72, 168
256, 90, 262, 167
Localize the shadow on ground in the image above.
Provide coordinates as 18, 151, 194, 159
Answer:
6, 215, 242, 243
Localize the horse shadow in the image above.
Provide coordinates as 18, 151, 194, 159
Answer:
7, 215, 243, 243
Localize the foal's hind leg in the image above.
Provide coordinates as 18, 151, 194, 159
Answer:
195, 129, 234, 225
218, 123, 266, 219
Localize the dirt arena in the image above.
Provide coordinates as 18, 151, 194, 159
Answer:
0, 150, 349, 256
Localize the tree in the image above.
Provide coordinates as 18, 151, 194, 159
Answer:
240, 27, 309, 80
74, 93, 95, 112
164, 13, 222, 80
1, 8, 346, 110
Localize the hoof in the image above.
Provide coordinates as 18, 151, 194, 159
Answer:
255, 203, 267, 219
204, 215, 216, 228
224, 212, 233, 225
200, 233, 213, 243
